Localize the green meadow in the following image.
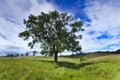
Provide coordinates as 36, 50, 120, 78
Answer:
0, 53, 120, 80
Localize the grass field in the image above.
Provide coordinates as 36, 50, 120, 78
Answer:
0, 53, 120, 80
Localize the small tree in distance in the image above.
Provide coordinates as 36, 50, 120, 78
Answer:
25, 52, 29, 56
18, 10, 84, 63
33, 50, 37, 56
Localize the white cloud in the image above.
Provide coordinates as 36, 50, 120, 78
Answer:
0, 0, 55, 23
0, 0, 31, 24
80, 0, 120, 52
0, 0, 56, 53
1, 0, 120, 54
29, 0, 55, 15
0, 17, 29, 51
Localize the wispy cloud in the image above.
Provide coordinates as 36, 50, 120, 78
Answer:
0, 0, 120, 54
0, 0, 56, 53
80, 0, 120, 52
0, 0, 55, 23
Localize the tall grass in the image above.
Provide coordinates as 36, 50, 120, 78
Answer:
0, 54, 120, 80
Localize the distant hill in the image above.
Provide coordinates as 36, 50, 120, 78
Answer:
115, 49, 120, 53
67, 49, 120, 58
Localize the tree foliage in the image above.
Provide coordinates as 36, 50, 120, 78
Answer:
18, 10, 84, 62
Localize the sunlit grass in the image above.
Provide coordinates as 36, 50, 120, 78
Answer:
0, 53, 120, 80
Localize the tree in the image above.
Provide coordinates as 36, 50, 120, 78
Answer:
6, 54, 14, 57
21, 54, 24, 57
25, 52, 29, 56
33, 50, 37, 56
14, 53, 19, 57
18, 10, 83, 63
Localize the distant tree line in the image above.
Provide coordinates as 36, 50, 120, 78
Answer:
6, 53, 25, 57
5, 50, 38, 57
3, 49, 120, 57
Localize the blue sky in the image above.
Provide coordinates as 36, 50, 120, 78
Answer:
0, 0, 120, 53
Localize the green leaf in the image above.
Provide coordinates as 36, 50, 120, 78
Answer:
18, 10, 84, 59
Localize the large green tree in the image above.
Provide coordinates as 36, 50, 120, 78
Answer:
18, 10, 83, 63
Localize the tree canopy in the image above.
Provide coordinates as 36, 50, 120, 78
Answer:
18, 10, 84, 63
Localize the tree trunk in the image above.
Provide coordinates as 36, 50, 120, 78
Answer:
54, 52, 58, 63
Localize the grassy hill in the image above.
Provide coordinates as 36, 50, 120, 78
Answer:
0, 53, 120, 80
